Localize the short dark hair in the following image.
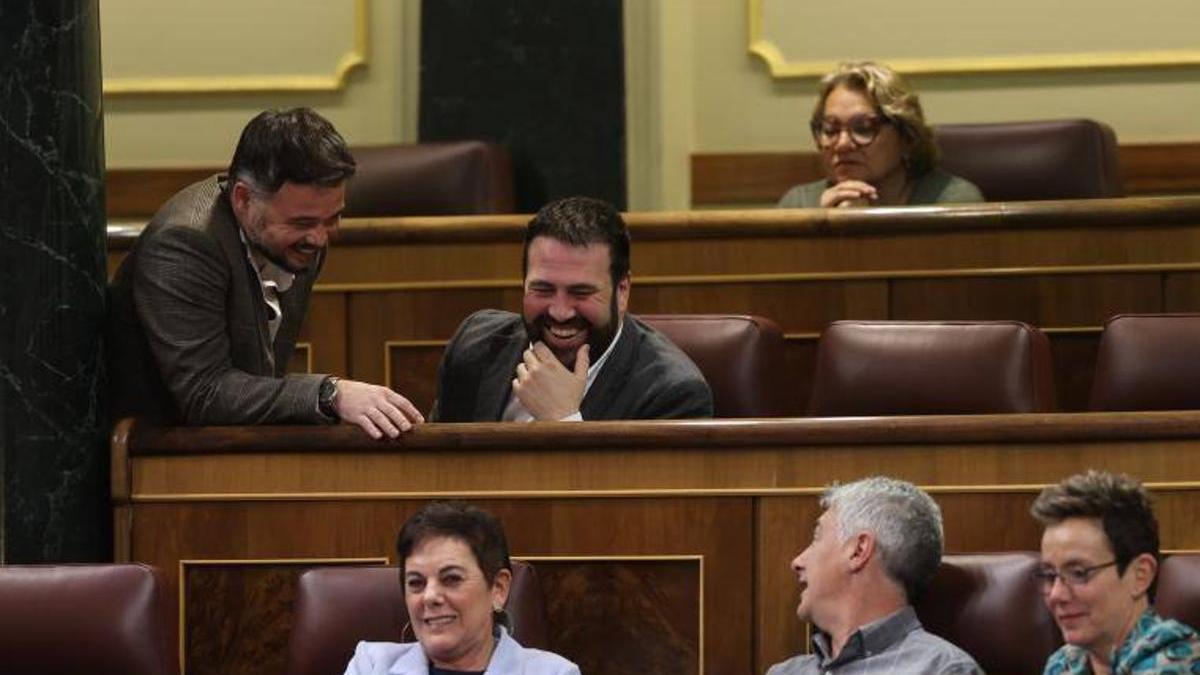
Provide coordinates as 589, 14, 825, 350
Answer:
1031, 470, 1160, 586
227, 107, 356, 193
396, 501, 512, 586
521, 196, 630, 287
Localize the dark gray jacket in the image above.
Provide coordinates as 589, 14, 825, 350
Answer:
430, 309, 713, 421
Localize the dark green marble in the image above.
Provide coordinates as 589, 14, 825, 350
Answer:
419, 0, 627, 211
0, 0, 109, 562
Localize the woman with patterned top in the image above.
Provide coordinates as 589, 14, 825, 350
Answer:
1031, 470, 1200, 674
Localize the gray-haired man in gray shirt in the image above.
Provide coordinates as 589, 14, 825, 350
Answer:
766, 477, 982, 675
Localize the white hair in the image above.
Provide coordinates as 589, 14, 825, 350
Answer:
822, 476, 944, 601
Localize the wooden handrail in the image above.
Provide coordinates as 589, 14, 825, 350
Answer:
106, 196, 1200, 250
119, 410, 1200, 456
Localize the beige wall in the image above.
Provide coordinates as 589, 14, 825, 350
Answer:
645, 1, 1200, 208
103, 1, 1200, 209
102, 0, 420, 168
693, 0, 1200, 150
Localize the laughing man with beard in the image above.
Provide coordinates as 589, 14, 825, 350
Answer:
429, 196, 713, 422
109, 108, 424, 439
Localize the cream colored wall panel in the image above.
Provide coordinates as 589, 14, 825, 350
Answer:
686, 3, 1200, 153
101, 0, 366, 94
751, 0, 1200, 76
625, 0, 696, 211
102, 0, 418, 167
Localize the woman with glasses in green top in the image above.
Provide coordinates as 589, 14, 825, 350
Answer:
1032, 470, 1200, 674
778, 61, 982, 209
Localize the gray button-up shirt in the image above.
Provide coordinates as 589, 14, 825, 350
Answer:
765, 606, 982, 675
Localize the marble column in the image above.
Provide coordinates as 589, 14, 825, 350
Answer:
420, 0, 627, 211
0, 0, 109, 562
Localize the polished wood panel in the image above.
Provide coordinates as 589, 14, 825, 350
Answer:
106, 199, 1200, 417
114, 415, 1200, 674
691, 153, 822, 206
131, 497, 747, 675
348, 288, 520, 384
1047, 332, 1102, 411
1119, 142, 1200, 196
1165, 271, 1200, 311
183, 561, 315, 675
107, 167, 220, 218
297, 293, 348, 375
386, 343, 444, 415
889, 273, 1163, 325
691, 144, 1200, 206
537, 559, 702, 675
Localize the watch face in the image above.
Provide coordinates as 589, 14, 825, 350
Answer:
319, 379, 337, 415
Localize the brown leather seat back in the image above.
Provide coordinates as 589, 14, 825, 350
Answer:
935, 119, 1122, 201
914, 553, 1062, 674
809, 320, 1055, 416
1156, 554, 1200, 630
345, 141, 515, 216
285, 560, 549, 675
1089, 313, 1200, 411
639, 314, 790, 417
0, 563, 176, 675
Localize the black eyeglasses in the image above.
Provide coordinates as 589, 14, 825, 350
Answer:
810, 115, 890, 148
1031, 560, 1118, 593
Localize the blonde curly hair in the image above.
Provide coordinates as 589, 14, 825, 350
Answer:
810, 61, 939, 178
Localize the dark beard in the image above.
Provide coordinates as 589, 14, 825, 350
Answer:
242, 223, 317, 274
524, 294, 621, 370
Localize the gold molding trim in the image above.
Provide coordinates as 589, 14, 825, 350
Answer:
178, 555, 387, 675
293, 342, 314, 374
382, 326, 1109, 351
519, 554, 704, 562
314, 260, 1200, 294
383, 339, 445, 390
129, 481, 1200, 504
103, 0, 369, 96
782, 326, 1104, 343
747, 0, 1200, 77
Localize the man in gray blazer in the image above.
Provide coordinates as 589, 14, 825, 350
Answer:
430, 196, 713, 422
109, 108, 423, 438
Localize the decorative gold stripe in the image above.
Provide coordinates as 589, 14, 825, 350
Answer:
519, 554, 703, 562
373, 326, 1104, 354
294, 342, 314, 374
313, 261, 1200, 294
384, 339, 446, 389
128, 481, 1200, 504
317, 279, 521, 293
783, 326, 1104, 342
179, 556, 390, 567
387, 339, 448, 348
104, 0, 369, 96
747, 0, 1200, 78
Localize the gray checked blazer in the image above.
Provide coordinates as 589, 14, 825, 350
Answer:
108, 175, 328, 424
